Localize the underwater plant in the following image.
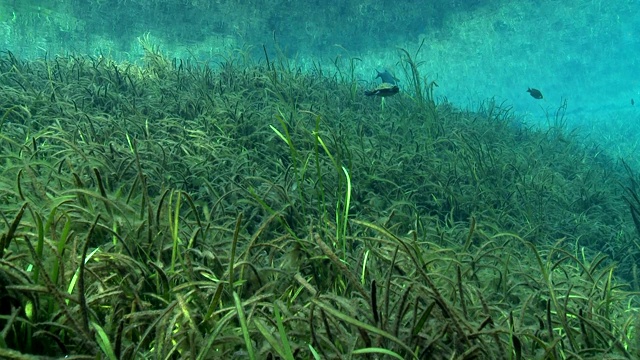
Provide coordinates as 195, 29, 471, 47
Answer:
0, 45, 638, 359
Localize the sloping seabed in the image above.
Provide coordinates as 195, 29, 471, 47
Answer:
0, 42, 639, 359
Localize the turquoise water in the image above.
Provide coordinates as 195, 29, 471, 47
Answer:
3, 0, 639, 157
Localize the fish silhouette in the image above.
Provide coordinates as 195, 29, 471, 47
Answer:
376, 69, 398, 85
364, 83, 399, 97
527, 88, 543, 99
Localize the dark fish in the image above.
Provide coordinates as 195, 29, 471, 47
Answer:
376, 69, 398, 85
527, 88, 543, 99
632, 98, 635, 106
364, 84, 399, 97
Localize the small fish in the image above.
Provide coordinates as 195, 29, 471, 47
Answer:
364, 84, 399, 97
527, 88, 543, 99
632, 98, 635, 106
376, 69, 398, 85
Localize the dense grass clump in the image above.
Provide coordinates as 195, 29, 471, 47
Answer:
0, 42, 638, 359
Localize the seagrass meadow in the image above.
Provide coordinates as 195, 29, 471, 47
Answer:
1, 41, 640, 360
